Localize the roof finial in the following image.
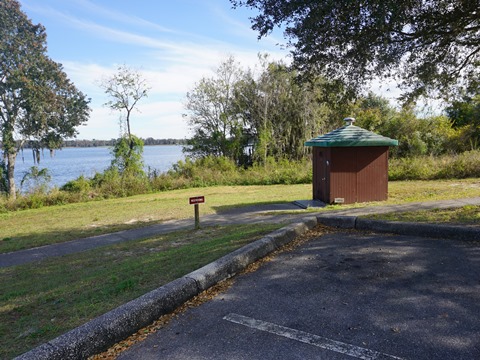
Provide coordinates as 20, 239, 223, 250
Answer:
344, 117, 356, 126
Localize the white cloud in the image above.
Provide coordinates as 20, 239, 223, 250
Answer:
71, 0, 176, 34
21, 0, 291, 140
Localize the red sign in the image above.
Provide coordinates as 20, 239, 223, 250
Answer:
189, 196, 205, 205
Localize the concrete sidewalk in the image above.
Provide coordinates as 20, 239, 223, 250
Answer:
13, 198, 480, 359
2, 197, 480, 268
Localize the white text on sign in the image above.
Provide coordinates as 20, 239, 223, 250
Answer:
189, 196, 205, 205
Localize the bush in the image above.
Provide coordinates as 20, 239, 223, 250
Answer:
61, 175, 91, 193
389, 151, 480, 180
89, 168, 149, 198
156, 156, 312, 188
2, 151, 478, 211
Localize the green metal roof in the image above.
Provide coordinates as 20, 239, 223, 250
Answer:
305, 124, 398, 147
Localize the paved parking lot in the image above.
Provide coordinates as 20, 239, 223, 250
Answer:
118, 230, 480, 359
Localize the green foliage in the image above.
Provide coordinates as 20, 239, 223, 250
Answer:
353, 98, 457, 157
184, 56, 247, 163
0, 160, 7, 194
156, 156, 311, 189
90, 168, 149, 198
184, 55, 350, 166
231, 0, 479, 101
245, 158, 312, 185
20, 166, 51, 194
0, 0, 90, 199
389, 151, 480, 180
385, 113, 456, 157
184, 56, 476, 168
4, 188, 82, 210
110, 135, 145, 176
352, 93, 396, 132
446, 94, 480, 151
61, 175, 91, 193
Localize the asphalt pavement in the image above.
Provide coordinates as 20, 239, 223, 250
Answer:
118, 230, 480, 360
9, 197, 480, 359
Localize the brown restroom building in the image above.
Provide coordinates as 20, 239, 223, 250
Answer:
305, 118, 398, 204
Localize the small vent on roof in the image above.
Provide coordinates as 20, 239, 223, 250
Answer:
344, 117, 356, 126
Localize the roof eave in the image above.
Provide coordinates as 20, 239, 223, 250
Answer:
304, 140, 399, 147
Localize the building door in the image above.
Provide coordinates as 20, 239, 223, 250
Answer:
314, 149, 329, 202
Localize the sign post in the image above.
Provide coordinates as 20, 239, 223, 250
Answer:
189, 196, 205, 229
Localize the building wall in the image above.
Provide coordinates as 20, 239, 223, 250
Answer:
312, 146, 389, 204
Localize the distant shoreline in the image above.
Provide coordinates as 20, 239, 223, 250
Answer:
1, 138, 188, 149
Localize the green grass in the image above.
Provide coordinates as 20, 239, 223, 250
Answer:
364, 205, 480, 225
1, 180, 480, 253
2, 179, 480, 358
0, 223, 283, 359
0, 184, 311, 253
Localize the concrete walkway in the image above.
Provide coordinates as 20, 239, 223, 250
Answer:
2, 197, 480, 268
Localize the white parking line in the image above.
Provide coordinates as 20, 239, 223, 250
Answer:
223, 313, 405, 360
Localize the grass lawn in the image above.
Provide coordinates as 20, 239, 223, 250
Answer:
0, 223, 283, 359
2, 179, 480, 357
365, 204, 480, 225
0, 184, 311, 253
1, 179, 480, 253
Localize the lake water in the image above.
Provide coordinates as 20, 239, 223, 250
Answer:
13, 145, 185, 189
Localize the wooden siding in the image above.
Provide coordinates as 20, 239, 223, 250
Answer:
312, 146, 389, 204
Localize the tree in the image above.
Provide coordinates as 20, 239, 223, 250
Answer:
234, 55, 351, 163
236, 60, 323, 161
446, 93, 480, 150
351, 95, 457, 157
0, 0, 90, 199
352, 92, 396, 132
100, 65, 150, 177
184, 55, 350, 165
20, 166, 51, 194
184, 56, 247, 163
109, 135, 145, 176
100, 65, 150, 144
231, 0, 480, 102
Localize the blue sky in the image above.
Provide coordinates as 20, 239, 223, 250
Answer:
19, 0, 289, 140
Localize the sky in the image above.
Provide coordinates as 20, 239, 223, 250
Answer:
17, 0, 425, 142
18, 0, 290, 140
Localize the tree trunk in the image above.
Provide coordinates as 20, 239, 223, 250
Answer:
7, 151, 16, 200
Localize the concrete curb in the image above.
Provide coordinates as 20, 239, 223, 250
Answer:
15, 216, 318, 360
16, 214, 479, 359
317, 215, 480, 241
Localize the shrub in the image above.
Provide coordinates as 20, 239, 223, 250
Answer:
436, 151, 480, 179
2, 151, 478, 211
389, 151, 480, 180
61, 175, 91, 193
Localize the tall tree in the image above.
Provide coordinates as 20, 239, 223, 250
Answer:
238, 61, 317, 161
185, 55, 348, 164
0, 0, 90, 199
184, 56, 246, 162
231, 0, 480, 102
100, 65, 150, 144
234, 56, 350, 162
446, 93, 480, 150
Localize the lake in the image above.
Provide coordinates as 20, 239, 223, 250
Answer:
13, 145, 185, 189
